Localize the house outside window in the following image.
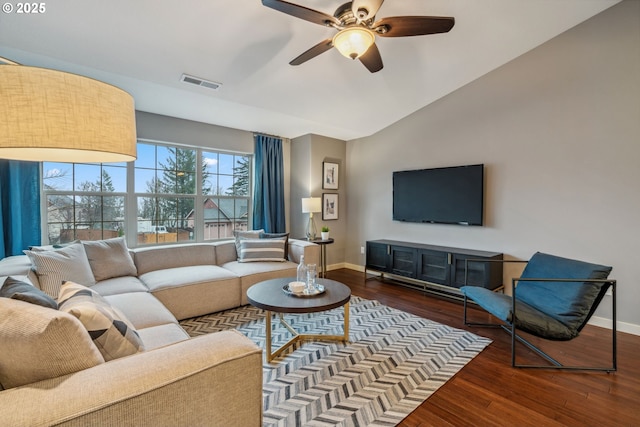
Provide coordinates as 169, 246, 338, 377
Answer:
42, 141, 252, 246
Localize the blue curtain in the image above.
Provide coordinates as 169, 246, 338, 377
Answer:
252, 134, 286, 233
0, 160, 41, 258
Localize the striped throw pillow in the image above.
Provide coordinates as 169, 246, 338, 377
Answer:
24, 243, 96, 299
238, 237, 286, 262
233, 229, 264, 258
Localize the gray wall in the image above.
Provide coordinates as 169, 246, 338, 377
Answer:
136, 111, 254, 153
345, 1, 640, 330
291, 134, 347, 266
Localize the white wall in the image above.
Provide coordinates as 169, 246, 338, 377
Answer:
345, 1, 640, 330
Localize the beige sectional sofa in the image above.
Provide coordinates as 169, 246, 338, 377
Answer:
0, 236, 320, 427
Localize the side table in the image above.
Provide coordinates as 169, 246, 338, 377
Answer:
307, 237, 334, 278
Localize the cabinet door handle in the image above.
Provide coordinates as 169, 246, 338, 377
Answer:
448, 253, 452, 264
387, 245, 390, 255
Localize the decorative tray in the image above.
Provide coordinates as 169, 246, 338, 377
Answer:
283, 283, 326, 297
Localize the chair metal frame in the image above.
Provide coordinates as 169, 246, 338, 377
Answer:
462, 258, 617, 372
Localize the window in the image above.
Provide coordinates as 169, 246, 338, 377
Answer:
135, 143, 197, 245
42, 162, 127, 244
200, 151, 251, 240
42, 141, 252, 246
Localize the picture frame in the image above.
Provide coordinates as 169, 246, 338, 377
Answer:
322, 193, 338, 220
322, 161, 339, 190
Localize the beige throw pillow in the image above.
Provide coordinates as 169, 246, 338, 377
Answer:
58, 281, 145, 361
0, 298, 104, 389
82, 237, 137, 282
24, 242, 96, 299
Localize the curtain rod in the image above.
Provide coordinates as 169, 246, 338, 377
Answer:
253, 131, 286, 140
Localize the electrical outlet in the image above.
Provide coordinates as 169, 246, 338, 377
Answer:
360, 246, 365, 254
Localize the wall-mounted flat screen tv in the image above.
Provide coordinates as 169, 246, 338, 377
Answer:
393, 164, 484, 226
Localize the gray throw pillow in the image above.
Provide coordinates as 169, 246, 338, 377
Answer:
82, 237, 137, 282
0, 276, 57, 309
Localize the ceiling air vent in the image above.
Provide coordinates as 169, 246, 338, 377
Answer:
180, 73, 222, 91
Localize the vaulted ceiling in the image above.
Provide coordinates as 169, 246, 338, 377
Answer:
0, 0, 620, 140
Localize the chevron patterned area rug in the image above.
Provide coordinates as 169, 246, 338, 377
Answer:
180, 296, 491, 427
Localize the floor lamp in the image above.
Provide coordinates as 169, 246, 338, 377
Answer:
301, 197, 321, 240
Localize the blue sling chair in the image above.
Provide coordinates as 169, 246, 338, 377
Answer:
460, 252, 616, 372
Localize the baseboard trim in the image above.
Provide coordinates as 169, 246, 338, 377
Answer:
589, 316, 640, 336
326, 262, 352, 272
343, 263, 364, 272
338, 264, 640, 336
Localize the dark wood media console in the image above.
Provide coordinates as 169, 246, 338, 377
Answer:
365, 239, 503, 297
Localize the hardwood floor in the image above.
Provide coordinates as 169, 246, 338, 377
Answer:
326, 268, 640, 427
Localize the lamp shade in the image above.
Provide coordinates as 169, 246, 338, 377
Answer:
301, 197, 321, 213
0, 65, 137, 163
332, 27, 375, 60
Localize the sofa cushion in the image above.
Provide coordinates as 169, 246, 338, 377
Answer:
0, 298, 104, 389
135, 323, 190, 350
213, 239, 240, 264
260, 232, 290, 260
58, 281, 145, 362
140, 265, 241, 320
222, 260, 298, 306
89, 276, 150, 296
0, 276, 57, 309
82, 237, 137, 281
104, 291, 181, 330
237, 237, 287, 262
133, 243, 216, 275
0, 255, 40, 291
24, 243, 96, 299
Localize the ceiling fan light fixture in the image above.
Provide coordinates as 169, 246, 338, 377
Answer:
332, 27, 375, 60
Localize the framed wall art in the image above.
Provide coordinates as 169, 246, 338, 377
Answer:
322, 161, 339, 190
322, 193, 338, 220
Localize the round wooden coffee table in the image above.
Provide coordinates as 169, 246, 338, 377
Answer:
246, 277, 351, 362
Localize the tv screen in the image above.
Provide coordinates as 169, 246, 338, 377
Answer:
393, 164, 484, 226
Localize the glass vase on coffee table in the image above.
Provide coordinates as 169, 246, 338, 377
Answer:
306, 264, 317, 292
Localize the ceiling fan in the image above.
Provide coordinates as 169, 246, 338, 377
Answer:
262, 0, 455, 73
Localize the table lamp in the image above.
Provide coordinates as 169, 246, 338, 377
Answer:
301, 197, 321, 240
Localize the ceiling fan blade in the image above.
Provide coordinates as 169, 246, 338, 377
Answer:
374, 16, 455, 37
262, 0, 340, 27
359, 43, 383, 73
351, 0, 384, 21
290, 39, 334, 66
